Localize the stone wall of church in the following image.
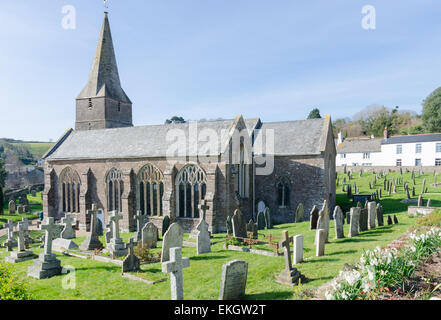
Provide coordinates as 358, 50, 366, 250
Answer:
254, 155, 329, 224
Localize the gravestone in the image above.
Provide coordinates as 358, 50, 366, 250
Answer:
246, 220, 258, 239
31, 190, 36, 197
106, 210, 128, 257
122, 238, 140, 273
8, 200, 16, 214
60, 214, 76, 239
79, 204, 104, 251
3, 220, 17, 251
393, 215, 399, 224
24, 205, 30, 213
367, 202, 377, 230
27, 217, 63, 279
96, 218, 104, 236
346, 211, 350, 224
427, 199, 431, 207
315, 229, 326, 256
309, 205, 319, 230
333, 206, 344, 239
315, 201, 330, 243
196, 218, 211, 255
219, 260, 248, 300
387, 215, 393, 225
257, 211, 266, 230
141, 222, 158, 248
295, 203, 304, 223
232, 209, 247, 238
293, 234, 303, 264
418, 195, 423, 207
161, 223, 184, 263
162, 247, 190, 300
359, 208, 368, 232
5, 222, 35, 263
276, 231, 305, 286
17, 205, 24, 214
52, 238, 79, 252
348, 207, 360, 237
133, 211, 145, 242
264, 208, 273, 229
376, 204, 384, 227
105, 222, 113, 244
226, 215, 233, 235
162, 215, 171, 236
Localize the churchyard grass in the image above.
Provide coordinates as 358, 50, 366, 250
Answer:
1, 192, 42, 226
0, 170, 439, 300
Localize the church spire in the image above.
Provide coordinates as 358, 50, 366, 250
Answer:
77, 12, 131, 103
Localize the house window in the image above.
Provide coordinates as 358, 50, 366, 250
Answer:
176, 164, 207, 218
415, 159, 422, 166
436, 159, 441, 166
277, 177, 290, 208
340, 154, 346, 159
416, 144, 422, 154
59, 167, 81, 213
363, 152, 370, 159
137, 164, 164, 217
106, 168, 123, 213
437, 143, 441, 153
396, 159, 402, 167
396, 145, 402, 154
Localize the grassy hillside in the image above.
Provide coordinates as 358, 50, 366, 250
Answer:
11, 142, 53, 159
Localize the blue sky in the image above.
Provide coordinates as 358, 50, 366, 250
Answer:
1, 0, 441, 141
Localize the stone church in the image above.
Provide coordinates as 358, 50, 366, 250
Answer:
42, 13, 336, 233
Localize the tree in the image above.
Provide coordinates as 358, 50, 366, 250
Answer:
422, 87, 441, 133
307, 108, 321, 119
165, 116, 186, 124
0, 159, 5, 215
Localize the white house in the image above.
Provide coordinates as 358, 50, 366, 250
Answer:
336, 129, 441, 168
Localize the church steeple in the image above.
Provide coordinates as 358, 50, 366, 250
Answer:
75, 12, 133, 131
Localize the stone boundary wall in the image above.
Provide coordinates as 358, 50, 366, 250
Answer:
337, 166, 441, 173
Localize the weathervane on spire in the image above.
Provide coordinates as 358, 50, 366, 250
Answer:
104, 0, 109, 9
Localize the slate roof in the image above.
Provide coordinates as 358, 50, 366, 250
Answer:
382, 133, 441, 145
336, 137, 382, 153
46, 117, 331, 160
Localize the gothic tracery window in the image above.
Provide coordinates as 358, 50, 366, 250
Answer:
106, 168, 123, 212
137, 164, 164, 216
277, 177, 290, 208
59, 167, 81, 213
237, 143, 249, 198
176, 164, 207, 218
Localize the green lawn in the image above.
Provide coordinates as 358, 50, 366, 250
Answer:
11, 142, 54, 159
0, 170, 436, 300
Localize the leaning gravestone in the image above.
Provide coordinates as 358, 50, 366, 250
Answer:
80, 204, 104, 251
367, 202, 377, 230
60, 214, 76, 239
5, 222, 35, 263
333, 206, 344, 239
309, 205, 319, 230
348, 207, 360, 238
161, 223, 184, 263
315, 201, 330, 243
232, 209, 247, 238
264, 208, 273, 229
122, 238, 140, 273
219, 260, 248, 300
28, 217, 63, 279
8, 200, 16, 214
162, 215, 171, 236
226, 215, 233, 235
196, 218, 211, 255
295, 203, 304, 223
257, 211, 266, 230
142, 222, 158, 248
359, 208, 368, 232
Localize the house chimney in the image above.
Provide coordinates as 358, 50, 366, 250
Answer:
383, 127, 389, 139
338, 131, 343, 144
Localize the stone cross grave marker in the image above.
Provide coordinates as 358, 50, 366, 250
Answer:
61, 214, 76, 239
5, 222, 34, 263
162, 247, 190, 300
276, 230, 305, 286
219, 260, 248, 300
161, 222, 184, 263
133, 210, 144, 241
107, 210, 127, 257
3, 220, 17, 251
122, 238, 140, 273
198, 200, 210, 221
80, 204, 104, 251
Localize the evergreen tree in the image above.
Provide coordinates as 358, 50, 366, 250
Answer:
307, 108, 322, 119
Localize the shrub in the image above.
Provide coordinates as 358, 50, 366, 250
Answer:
0, 262, 32, 300
417, 209, 441, 227
134, 245, 161, 264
